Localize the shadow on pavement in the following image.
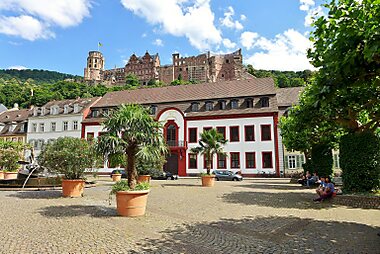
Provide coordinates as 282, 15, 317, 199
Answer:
132, 216, 380, 253
38, 205, 117, 218
7, 190, 62, 199
237, 183, 304, 190
160, 184, 200, 187
222, 191, 337, 210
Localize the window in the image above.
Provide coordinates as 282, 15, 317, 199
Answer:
87, 133, 94, 141
92, 110, 99, 118
226, 59, 230, 64
39, 123, 45, 132
216, 127, 226, 139
244, 125, 255, 141
63, 121, 68, 131
166, 124, 176, 144
219, 100, 226, 110
334, 154, 340, 168
261, 125, 271, 141
262, 152, 273, 168
189, 128, 197, 143
246, 152, 256, 168
37, 139, 44, 150
217, 154, 226, 169
260, 97, 270, 107
231, 99, 239, 109
288, 155, 296, 169
150, 105, 158, 115
246, 98, 254, 108
230, 126, 239, 142
51, 122, 56, 132
204, 155, 213, 169
32, 123, 37, 132
203, 127, 212, 132
230, 152, 240, 168
205, 101, 213, 111
73, 121, 78, 131
189, 154, 197, 169
191, 102, 199, 112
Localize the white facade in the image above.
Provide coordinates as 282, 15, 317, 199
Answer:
186, 116, 276, 175
27, 114, 83, 156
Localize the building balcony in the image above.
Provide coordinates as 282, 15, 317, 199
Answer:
166, 140, 187, 148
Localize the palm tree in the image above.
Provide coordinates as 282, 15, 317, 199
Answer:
96, 104, 168, 189
191, 128, 227, 175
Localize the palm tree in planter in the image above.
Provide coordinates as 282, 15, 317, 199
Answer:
96, 104, 168, 217
191, 128, 227, 187
39, 137, 98, 197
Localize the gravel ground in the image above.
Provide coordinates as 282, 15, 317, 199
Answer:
0, 178, 379, 253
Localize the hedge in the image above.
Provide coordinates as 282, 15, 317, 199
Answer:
340, 132, 380, 192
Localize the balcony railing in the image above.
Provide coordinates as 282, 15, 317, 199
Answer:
166, 140, 187, 147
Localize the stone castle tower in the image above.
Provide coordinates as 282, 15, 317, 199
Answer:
84, 51, 105, 81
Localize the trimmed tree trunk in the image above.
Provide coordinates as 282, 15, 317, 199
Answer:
126, 146, 137, 189
206, 152, 212, 175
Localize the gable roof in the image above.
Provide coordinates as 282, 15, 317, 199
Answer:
276, 87, 304, 108
0, 108, 31, 123
94, 78, 276, 108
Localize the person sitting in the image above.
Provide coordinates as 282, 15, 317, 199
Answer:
298, 171, 311, 186
314, 176, 335, 202
307, 172, 319, 187
315, 176, 326, 196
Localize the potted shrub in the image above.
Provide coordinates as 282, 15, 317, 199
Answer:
0, 140, 24, 180
96, 104, 168, 217
136, 158, 166, 183
191, 128, 227, 187
39, 137, 98, 197
112, 170, 122, 182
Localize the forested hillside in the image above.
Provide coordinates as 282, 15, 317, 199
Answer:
0, 69, 81, 84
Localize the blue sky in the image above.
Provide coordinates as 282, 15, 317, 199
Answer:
0, 0, 324, 75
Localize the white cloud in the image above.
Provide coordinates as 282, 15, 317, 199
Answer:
7, 65, 27, 70
299, 0, 324, 26
142, 33, 147, 38
220, 6, 243, 30
245, 29, 315, 71
120, 0, 222, 51
222, 38, 236, 49
0, 0, 91, 40
240, 14, 247, 21
240, 31, 259, 50
153, 38, 164, 46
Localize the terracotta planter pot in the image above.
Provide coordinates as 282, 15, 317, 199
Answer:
0, 171, 4, 179
137, 175, 151, 184
201, 175, 215, 187
4, 172, 18, 180
116, 190, 150, 217
112, 174, 122, 182
62, 179, 85, 197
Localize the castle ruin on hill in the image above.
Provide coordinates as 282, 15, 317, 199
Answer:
84, 49, 244, 86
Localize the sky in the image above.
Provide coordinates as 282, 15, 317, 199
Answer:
0, 0, 324, 75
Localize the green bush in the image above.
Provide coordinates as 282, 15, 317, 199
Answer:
38, 137, 99, 179
340, 132, 380, 192
311, 144, 333, 177
111, 180, 150, 194
0, 140, 24, 172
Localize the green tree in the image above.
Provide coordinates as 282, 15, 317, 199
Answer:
0, 140, 25, 172
125, 74, 140, 89
95, 104, 168, 189
191, 128, 227, 175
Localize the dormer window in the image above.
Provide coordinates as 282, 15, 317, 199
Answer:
191, 102, 200, 112
231, 99, 239, 109
41, 107, 46, 116
64, 105, 69, 114
150, 105, 158, 115
260, 97, 270, 108
33, 108, 38, 116
205, 101, 213, 111
73, 104, 80, 113
92, 110, 99, 118
246, 98, 254, 108
219, 100, 226, 110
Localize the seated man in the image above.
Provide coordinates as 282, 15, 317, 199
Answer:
298, 171, 311, 186
307, 172, 319, 187
314, 176, 335, 202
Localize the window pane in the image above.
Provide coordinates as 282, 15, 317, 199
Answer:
218, 154, 226, 168
216, 127, 226, 139
230, 126, 239, 142
245, 125, 254, 141
189, 154, 197, 169
231, 153, 240, 168
246, 153, 255, 168
261, 125, 271, 141
189, 128, 197, 143
263, 152, 273, 168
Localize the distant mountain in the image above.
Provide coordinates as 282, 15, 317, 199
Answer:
0, 69, 81, 84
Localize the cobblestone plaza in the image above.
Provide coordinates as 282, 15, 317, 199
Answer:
0, 178, 379, 253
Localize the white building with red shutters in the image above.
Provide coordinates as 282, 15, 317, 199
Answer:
82, 78, 281, 177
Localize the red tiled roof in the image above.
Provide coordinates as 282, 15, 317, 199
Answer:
276, 87, 304, 107
0, 109, 31, 123
94, 78, 276, 108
